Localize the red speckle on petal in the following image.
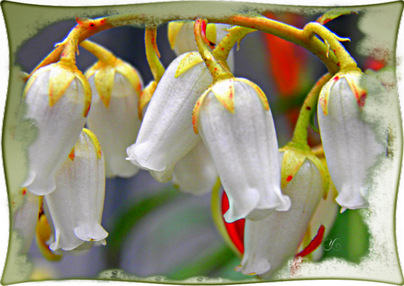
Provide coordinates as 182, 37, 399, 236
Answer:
334, 76, 339, 81
287, 175, 293, 182
22, 189, 27, 195
357, 91, 367, 107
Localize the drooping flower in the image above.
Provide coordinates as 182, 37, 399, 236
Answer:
44, 128, 108, 251
21, 60, 91, 196
193, 77, 291, 223
317, 69, 387, 210
237, 153, 323, 277
172, 140, 218, 196
126, 52, 212, 182
85, 54, 143, 178
12, 188, 41, 254
168, 21, 234, 71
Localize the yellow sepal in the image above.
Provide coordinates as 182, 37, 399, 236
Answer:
279, 148, 307, 189
82, 128, 102, 159
211, 78, 235, 113
237, 78, 269, 111
48, 63, 75, 107
175, 52, 203, 78
94, 65, 115, 108
115, 59, 143, 94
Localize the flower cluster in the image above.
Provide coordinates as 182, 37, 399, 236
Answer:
12, 11, 390, 281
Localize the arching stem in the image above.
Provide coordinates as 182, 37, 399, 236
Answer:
303, 22, 358, 71
291, 73, 332, 146
194, 18, 233, 82
145, 26, 165, 83
79, 40, 116, 64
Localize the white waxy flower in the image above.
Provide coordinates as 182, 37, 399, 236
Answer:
237, 154, 323, 277
21, 60, 91, 196
127, 52, 212, 182
85, 58, 143, 178
168, 21, 233, 58
172, 140, 218, 195
193, 77, 291, 223
44, 128, 108, 251
13, 188, 40, 253
317, 70, 386, 210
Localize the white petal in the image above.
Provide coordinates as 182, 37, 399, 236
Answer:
199, 80, 290, 223
87, 72, 141, 178
172, 140, 218, 195
318, 77, 385, 209
172, 22, 235, 72
45, 130, 108, 251
127, 53, 211, 179
21, 68, 87, 195
238, 156, 323, 277
13, 191, 40, 253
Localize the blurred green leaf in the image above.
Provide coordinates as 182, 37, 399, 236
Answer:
317, 8, 358, 25
106, 188, 181, 265
321, 209, 370, 263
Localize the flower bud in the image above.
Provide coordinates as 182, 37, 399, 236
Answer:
127, 52, 212, 182
237, 153, 323, 277
317, 70, 386, 210
193, 77, 290, 223
21, 60, 91, 195
85, 58, 143, 178
44, 129, 108, 251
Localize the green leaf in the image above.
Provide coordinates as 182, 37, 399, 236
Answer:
321, 209, 370, 263
106, 188, 181, 265
317, 8, 358, 25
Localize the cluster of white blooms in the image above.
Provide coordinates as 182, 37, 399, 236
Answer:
15, 16, 387, 279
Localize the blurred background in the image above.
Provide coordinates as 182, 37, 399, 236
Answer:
3, 1, 399, 283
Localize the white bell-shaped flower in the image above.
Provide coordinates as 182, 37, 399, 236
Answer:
21, 60, 91, 196
317, 70, 386, 210
127, 52, 212, 182
237, 154, 323, 277
12, 188, 40, 253
168, 21, 234, 71
44, 128, 108, 251
172, 140, 218, 195
193, 77, 291, 222
85, 58, 143, 178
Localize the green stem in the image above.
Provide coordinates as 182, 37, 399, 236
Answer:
194, 18, 233, 82
212, 26, 255, 64
79, 40, 116, 64
145, 26, 165, 82
291, 73, 332, 145
303, 22, 357, 71
29, 13, 342, 77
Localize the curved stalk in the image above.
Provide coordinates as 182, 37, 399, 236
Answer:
29, 13, 343, 77
145, 26, 165, 82
291, 73, 332, 146
194, 18, 233, 82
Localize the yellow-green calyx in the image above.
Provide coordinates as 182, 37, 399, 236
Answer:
280, 142, 330, 199
318, 68, 365, 116
82, 40, 142, 109
192, 78, 269, 134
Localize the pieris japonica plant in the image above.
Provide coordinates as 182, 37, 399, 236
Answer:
6, 4, 396, 284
